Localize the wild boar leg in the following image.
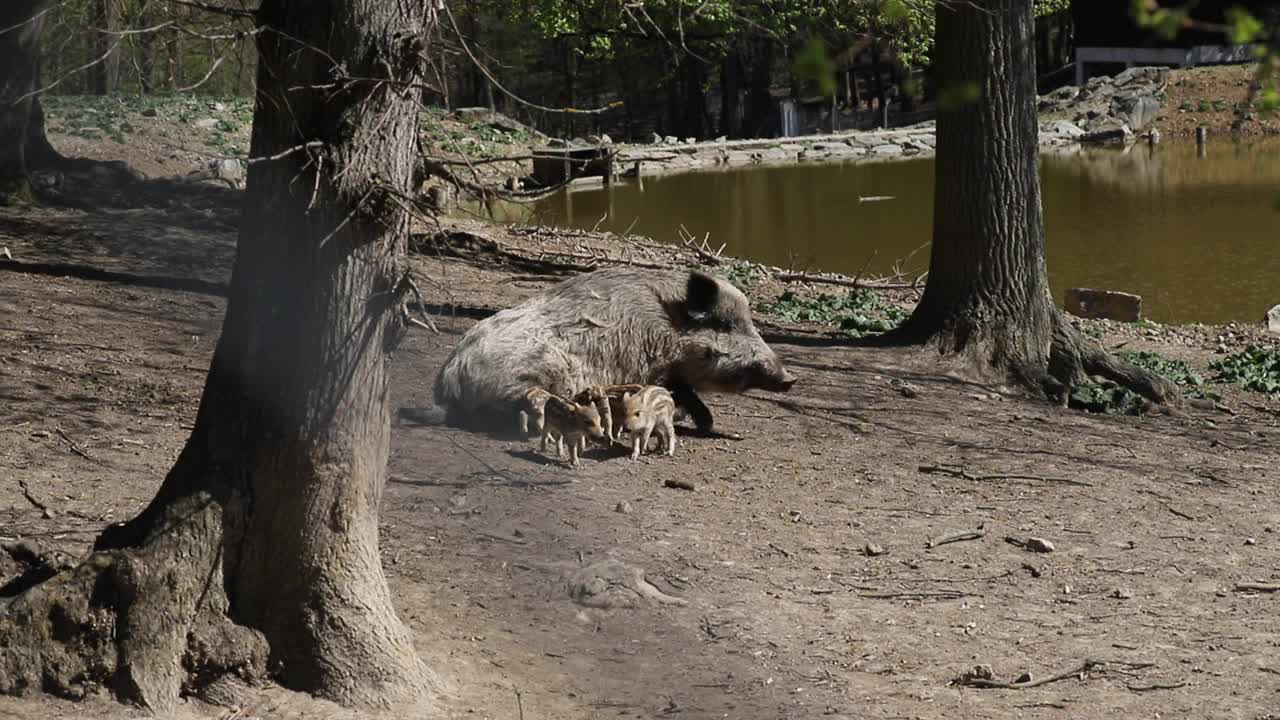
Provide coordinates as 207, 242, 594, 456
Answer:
667, 377, 714, 432
519, 410, 530, 435
595, 398, 613, 441
630, 433, 643, 460
662, 419, 676, 456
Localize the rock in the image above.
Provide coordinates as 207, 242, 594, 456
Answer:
615, 500, 632, 514
1114, 93, 1161, 130
586, 134, 602, 144
871, 143, 902, 156
1266, 305, 1280, 334
140, 107, 158, 118
1113, 66, 1169, 87
192, 117, 219, 130
211, 157, 245, 185
598, 133, 612, 145
1080, 121, 1134, 145
452, 106, 491, 121
715, 135, 727, 142
1065, 288, 1143, 322
569, 559, 688, 608
650, 132, 664, 144
684, 137, 696, 144
663, 135, 678, 145
1110, 587, 1134, 600
546, 137, 568, 148
1048, 120, 1086, 138
1025, 537, 1055, 553
212, 102, 226, 112
863, 543, 888, 557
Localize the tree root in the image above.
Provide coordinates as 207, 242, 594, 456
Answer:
0, 496, 270, 713
1043, 316, 1183, 411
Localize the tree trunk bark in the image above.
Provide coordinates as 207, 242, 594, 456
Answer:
885, 0, 1179, 407
89, 0, 120, 95
0, 0, 49, 201
1, 0, 440, 712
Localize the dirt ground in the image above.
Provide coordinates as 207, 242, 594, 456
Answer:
1157, 65, 1280, 138
3, 168, 1280, 720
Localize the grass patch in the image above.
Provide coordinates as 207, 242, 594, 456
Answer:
43, 94, 254, 158
716, 261, 764, 290
759, 288, 908, 338
419, 106, 537, 160
1210, 345, 1280, 395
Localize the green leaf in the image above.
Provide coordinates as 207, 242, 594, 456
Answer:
1226, 6, 1264, 44
792, 37, 837, 98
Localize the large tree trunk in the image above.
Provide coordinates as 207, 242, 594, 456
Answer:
1, 0, 439, 712
0, 0, 49, 201
887, 0, 1179, 407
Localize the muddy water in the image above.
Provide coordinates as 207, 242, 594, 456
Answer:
483, 140, 1280, 324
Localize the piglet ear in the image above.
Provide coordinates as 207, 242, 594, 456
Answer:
686, 271, 720, 322
622, 392, 632, 402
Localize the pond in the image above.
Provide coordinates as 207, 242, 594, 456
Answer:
477, 139, 1280, 325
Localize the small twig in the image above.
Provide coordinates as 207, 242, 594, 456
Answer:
1244, 402, 1280, 418
1126, 681, 1187, 692
514, 687, 525, 720
54, 427, 96, 463
17, 478, 51, 516
474, 529, 527, 545
927, 523, 986, 549
919, 464, 1093, 488
859, 589, 976, 600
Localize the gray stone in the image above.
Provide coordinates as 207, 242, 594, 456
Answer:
452, 106, 491, 120
1113, 66, 1169, 87
211, 157, 245, 184
598, 133, 612, 145
140, 107, 158, 118
663, 135, 678, 145
546, 137, 568, 148
1065, 288, 1143, 322
1267, 305, 1280, 334
1114, 94, 1161, 130
650, 132, 664, 145
684, 137, 696, 144
908, 134, 936, 148
1080, 121, 1134, 145
1048, 120, 1086, 138
871, 143, 903, 156
192, 117, 219, 130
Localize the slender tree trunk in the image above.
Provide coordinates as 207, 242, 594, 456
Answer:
1, 0, 440, 712
89, 0, 119, 95
0, 0, 49, 201
886, 0, 1179, 406
743, 38, 774, 137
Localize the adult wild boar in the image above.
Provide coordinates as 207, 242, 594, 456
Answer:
424, 267, 796, 433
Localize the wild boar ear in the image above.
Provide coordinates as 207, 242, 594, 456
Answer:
685, 272, 721, 322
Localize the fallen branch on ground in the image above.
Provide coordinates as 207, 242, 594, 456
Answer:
926, 523, 986, 549
1234, 581, 1280, 593
919, 464, 1093, 488
954, 659, 1155, 690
